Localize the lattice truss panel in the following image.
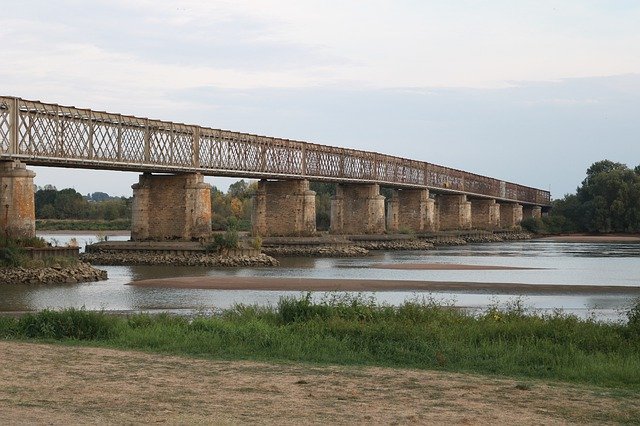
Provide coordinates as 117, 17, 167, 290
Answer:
17, 101, 60, 156
0, 99, 10, 152
120, 117, 146, 163
305, 146, 343, 177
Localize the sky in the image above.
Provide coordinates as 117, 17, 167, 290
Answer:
1, 0, 639, 198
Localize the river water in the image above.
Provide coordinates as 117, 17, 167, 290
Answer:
1, 233, 639, 321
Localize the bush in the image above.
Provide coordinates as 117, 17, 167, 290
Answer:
12, 309, 116, 340
520, 217, 547, 234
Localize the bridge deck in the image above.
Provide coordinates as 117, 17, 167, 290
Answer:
0, 96, 550, 206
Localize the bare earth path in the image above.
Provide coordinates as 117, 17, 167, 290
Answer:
0, 342, 637, 424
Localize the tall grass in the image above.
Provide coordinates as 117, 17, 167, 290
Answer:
1, 296, 639, 390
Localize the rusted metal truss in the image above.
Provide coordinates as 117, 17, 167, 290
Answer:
0, 96, 550, 205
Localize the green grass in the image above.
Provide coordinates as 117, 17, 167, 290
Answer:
36, 219, 131, 231
1, 295, 639, 390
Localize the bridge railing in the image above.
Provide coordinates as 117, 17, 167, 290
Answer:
0, 96, 551, 205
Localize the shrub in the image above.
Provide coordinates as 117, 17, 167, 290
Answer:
520, 217, 547, 234
15, 309, 116, 340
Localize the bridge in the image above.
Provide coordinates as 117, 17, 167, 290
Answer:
0, 96, 550, 240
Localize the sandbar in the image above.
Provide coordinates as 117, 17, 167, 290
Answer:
537, 234, 640, 243
372, 263, 545, 270
129, 276, 640, 295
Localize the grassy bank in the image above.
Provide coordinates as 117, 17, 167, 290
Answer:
36, 219, 130, 231
1, 295, 639, 390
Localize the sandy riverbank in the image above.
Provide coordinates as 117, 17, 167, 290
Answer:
536, 234, 640, 243
129, 276, 640, 295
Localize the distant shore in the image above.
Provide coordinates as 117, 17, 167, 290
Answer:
129, 275, 640, 295
535, 234, 640, 243
36, 230, 131, 236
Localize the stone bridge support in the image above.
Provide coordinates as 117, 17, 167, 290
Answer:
522, 205, 542, 220
252, 179, 316, 237
470, 199, 500, 230
437, 194, 472, 231
0, 161, 36, 239
331, 183, 385, 234
499, 202, 523, 229
131, 173, 212, 241
386, 189, 436, 233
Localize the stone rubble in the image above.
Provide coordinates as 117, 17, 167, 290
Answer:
80, 252, 279, 267
262, 245, 369, 257
0, 262, 108, 285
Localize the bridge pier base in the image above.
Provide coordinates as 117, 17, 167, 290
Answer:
523, 205, 542, 220
331, 184, 385, 234
470, 199, 500, 230
0, 161, 36, 239
499, 202, 523, 229
386, 189, 436, 233
437, 194, 472, 231
131, 173, 212, 241
251, 179, 316, 237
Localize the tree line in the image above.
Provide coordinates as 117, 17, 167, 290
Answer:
524, 160, 640, 234
35, 186, 131, 221
36, 159, 638, 235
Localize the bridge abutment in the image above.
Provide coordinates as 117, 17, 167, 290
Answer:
331, 183, 385, 234
0, 161, 36, 239
251, 179, 316, 237
436, 194, 472, 231
470, 199, 501, 230
499, 202, 523, 229
386, 189, 436, 233
131, 173, 212, 241
522, 205, 542, 220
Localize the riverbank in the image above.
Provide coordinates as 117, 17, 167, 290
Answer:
537, 234, 640, 243
1, 300, 638, 393
1, 341, 636, 424
129, 275, 640, 295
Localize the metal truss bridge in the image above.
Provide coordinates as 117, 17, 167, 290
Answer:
0, 96, 550, 206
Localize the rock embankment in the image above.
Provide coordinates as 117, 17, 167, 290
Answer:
497, 232, 532, 241
80, 252, 279, 267
355, 240, 434, 251
0, 262, 107, 285
262, 245, 369, 257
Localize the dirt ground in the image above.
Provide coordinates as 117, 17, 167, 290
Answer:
0, 341, 637, 425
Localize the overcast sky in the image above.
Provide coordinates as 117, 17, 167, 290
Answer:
1, 0, 639, 198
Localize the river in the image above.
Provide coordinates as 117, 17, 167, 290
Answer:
1, 232, 638, 321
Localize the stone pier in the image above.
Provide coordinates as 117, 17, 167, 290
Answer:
331, 184, 385, 234
131, 173, 212, 241
386, 189, 436, 232
0, 161, 36, 238
499, 202, 523, 229
252, 179, 316, 237
522, 205, 543, 220
437, 194, 472, 231
470, 199, 500, 230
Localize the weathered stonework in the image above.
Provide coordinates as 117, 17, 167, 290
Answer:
0, 161, 36, 238
387, 189, 436, 233
437, 194, 472, 231
522, 205, 542, 220
470, 199, 500, 230
131, 173, 212, 241
331, 184, 385, 234
251, 179, 316, 237
499, 202, 523, 229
